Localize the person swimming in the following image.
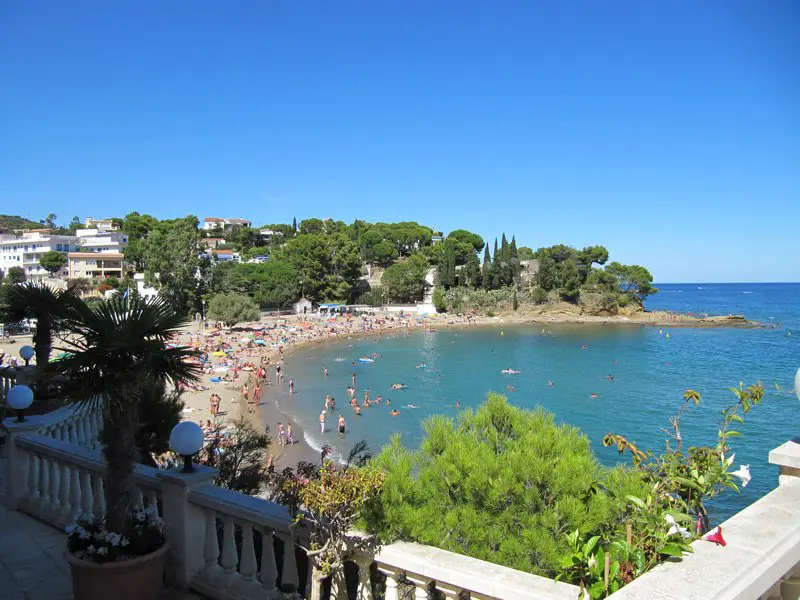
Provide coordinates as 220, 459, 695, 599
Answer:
391, 383, 407, 390
338, 414, 346, 434
505, 384, 517, 392
390, 409, 400, 416
455, 401, 461, 408
547, 380, 555, 387
591, 392, 599, 399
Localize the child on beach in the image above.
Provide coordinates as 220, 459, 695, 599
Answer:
286, 424, 294, 445
277, 422, 286, 446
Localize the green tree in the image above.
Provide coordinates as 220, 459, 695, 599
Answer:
559, 259, 582, 302
481, 246, 492, 289
279, 233, 361, 302
292, 217, 297, 235
122, 211, 159, 272
382, 253, 429, 303
300, 218, 325, 235
142, 216, 202, 313
0, 282, 76, 369
39, 251, 67, 276
447, 229, 485, 252
518, 246, 535, 261
207, 292, 261, 327
368, 240, 399, 267
43, 213, 58, 229
463, 252, 482, 288
6, 266, 26, 284
605, 263, 658, 304
135, 380, 185, 469
55, 296, 200, 532
366, 394, 646, 579
432, 287, 446, 312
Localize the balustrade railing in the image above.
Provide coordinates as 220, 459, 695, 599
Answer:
0, 366, 17, 405
3, 402, 798, 600
12, 433, 162, 529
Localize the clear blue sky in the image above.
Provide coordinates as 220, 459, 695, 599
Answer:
1, 1, 798, 282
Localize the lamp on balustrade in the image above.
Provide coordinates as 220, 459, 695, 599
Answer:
19, 345, 34, 367
169, 421, 204, 473
7, 384, 33, 422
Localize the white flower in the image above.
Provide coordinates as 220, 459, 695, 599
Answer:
665, 514, 691, 538
106, 532, 122, 547
86, 545, 96, 554
587, 555, 597, 569
78, 528, 91, 541
120, 537, 130, 547
96, 546, 108, 555
723, 452, 735, 468
65, 524, 77, 535
731, 464, 751, 487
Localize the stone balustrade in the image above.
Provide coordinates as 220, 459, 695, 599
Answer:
0, 366, 17, 404
3, 402, 799, 600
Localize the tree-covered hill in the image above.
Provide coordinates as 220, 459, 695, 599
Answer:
0, 214, 45, 231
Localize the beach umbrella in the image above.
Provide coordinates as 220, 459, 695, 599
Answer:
240, 337, 251, 344
212, 351, 226, 357
255, 339, 266, 346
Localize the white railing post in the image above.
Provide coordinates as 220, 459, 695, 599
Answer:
379, 567, 401, 600
769, 441, 800, 487
259, 528, 278, 597
1, 417, 42, 509
278, 531, 300, 591
435, 582, 465, 599
406, 574, 430, 600
155, 465, 218, 588
355, 558, 374, 600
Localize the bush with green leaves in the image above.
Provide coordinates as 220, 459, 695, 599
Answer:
207, 292, 260, 327
365, 394, 648, 579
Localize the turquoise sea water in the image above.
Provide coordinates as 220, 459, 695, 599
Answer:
270, 283, 800, 521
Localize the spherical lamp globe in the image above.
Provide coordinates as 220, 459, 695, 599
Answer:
19, 345, 35, 366
7, 385, 34, 422
169, 421, 205, 473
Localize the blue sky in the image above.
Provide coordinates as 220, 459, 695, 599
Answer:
1, 1, 798, 282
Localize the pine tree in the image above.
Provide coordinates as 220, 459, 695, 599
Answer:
491, 238, 502, 289
510, 236, 521, 287
500, 234, 510, 286
482, 246, 492, 289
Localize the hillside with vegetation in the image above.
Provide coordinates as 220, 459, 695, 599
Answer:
0, 214, 46, 231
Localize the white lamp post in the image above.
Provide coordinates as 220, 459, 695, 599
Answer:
7, 385, 34, 422
169, 421, 205, 473
19, 345, 34, 367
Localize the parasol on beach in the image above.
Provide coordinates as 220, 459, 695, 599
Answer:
212, 351, 226, 357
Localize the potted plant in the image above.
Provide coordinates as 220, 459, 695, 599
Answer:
55, 295, 199, 600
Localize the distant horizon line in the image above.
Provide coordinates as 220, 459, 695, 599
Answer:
655, 282, 800, 285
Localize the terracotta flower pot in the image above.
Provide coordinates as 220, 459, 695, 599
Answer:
65, 542, 170, 600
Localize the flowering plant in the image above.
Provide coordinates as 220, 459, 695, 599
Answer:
66, 505, 166, 563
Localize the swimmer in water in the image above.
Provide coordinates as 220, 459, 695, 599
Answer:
506, 384, 517, 392
455, 401, 461, 408
390, 409, 400, 416
324, 367, 328, 377
591, 392, 599, 399
607, 374, 615, 382
547, 380, 555, 387
581, 344, 588, 350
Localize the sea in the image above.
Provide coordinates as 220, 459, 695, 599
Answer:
269, 283, 799, 522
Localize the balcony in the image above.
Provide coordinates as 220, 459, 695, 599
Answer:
1, 374, 798, 600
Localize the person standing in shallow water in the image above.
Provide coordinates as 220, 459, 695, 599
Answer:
338, 414, 346, 434
319, 410, 326, 433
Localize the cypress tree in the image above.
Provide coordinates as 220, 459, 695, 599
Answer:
500, 234, 510, 286
491, 238, 502, 289
510, 236, 521, 287
292, 217, 297, 235
482, 246, 492, 289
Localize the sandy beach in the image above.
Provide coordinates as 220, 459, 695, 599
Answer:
0, 305, 757, 470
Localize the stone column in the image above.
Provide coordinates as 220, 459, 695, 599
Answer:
1, 416, 46, 509
156, 465, 218, 588
378, 567, 401, 600
355, 558, 374, 600
405, 574, 431, 600
768, 441, 800, 487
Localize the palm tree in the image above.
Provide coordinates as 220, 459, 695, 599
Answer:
55, 295, 200, 532
0, 282, 77, 368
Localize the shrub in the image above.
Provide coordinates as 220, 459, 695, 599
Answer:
432, 287, 446, 313
365, 394, 647, 578
529, 286, 548, 305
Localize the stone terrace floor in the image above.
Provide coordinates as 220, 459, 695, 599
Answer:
0, 451, 200, 600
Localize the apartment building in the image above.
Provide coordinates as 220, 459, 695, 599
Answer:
0, 231, 80, 279
67, 252, 125, 279
76, 229, 129, 254
202, 217, 252, 232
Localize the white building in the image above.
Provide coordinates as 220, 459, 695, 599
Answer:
75, 229, 129, 254
202, 217, 252, 232
0, 231, 80, 280
83, 217, 119, 231
67, 252, 125, 279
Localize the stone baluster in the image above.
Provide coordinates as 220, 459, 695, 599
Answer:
86, 412, 97, 448
379, 568, 401, 600
74, 418, 86, 447
91, 472, 105, 516
330, 569, 348, 600
79, 468, 93, 516
133, 487, 144, 509
68, 466, 81, 522
58, 462, 72, 525
278, 531, 300, 591
67, 421, 78, 445
25, 452, 38, 507
239, 522, 257, 582
203, 510, 221, 575
220, 516, 238, 575
48, 455, 61, 518
259, 529, 278, 595
38, 455, 50, 515
146, 489, 159, 514
406, 575, 431, 600
93, 408, 104, 448
355, 558, 374, 600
